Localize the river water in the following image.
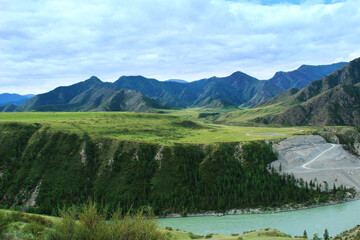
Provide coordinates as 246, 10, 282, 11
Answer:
158, 200, 360, 238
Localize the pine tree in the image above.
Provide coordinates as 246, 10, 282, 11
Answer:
324, 228, 329, 240
303, 230, 308, 239
313, 233, 320, 240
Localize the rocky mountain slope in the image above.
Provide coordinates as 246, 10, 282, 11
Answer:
255, 57, 360, 126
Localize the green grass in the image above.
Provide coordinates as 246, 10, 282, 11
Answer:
0, 112, 313, 145
161, 107, 235, 120
214, 104, 288, 125
159, 105, 290, 126
0, 209, 307, 240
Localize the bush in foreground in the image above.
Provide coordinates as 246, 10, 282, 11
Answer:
45, 202, 169, 240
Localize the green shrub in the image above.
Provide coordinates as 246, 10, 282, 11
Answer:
24, 214, 52, 227
165, 226, 173, 231
188, 232, 203, 239
45, 208, 78, 240
0, 211, 10, 236
9, 211, 24, 222
23, 221, 46, 237
205, 233, 214, 238
231, 233, 239, 236
46, 202, 169, 240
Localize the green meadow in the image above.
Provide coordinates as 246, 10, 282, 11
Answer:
160, 105, 288, 125
214, 104, 289, 125
0, 112, 312, 145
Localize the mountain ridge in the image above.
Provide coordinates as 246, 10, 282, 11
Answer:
15, 77, 167, 113
268, 62, 347, 90
114, 71, 283, 108
255, 57, 360, 126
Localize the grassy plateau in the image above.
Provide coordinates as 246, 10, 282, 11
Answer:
0, 111, 312, 145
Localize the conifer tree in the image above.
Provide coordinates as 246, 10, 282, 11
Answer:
303, 230, 308, 239
324, 228, 329, 240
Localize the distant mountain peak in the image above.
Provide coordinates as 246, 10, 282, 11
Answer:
117, 75, 147, 81
229, 71, 250, 78
85, 76, 102, 83
298, 64, 310, 69
165, 79, 188, 84
272, 71, 285, 77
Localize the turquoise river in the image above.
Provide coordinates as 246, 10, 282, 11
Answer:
158, 200, 360, 237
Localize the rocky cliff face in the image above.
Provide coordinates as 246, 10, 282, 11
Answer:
319, 127, 360, 156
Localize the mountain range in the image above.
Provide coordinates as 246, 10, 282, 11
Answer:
113, 72, 284, 108
0, 61, 349, 119
14, 77, 166, 113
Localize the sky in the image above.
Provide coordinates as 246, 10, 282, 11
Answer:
0, 0, 359, 94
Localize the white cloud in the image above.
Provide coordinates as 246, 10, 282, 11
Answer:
0, 0, 359, 94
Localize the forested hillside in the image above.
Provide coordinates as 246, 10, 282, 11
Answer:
0, 123, 344, 216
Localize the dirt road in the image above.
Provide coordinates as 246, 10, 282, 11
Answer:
271, 135, 360, 190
